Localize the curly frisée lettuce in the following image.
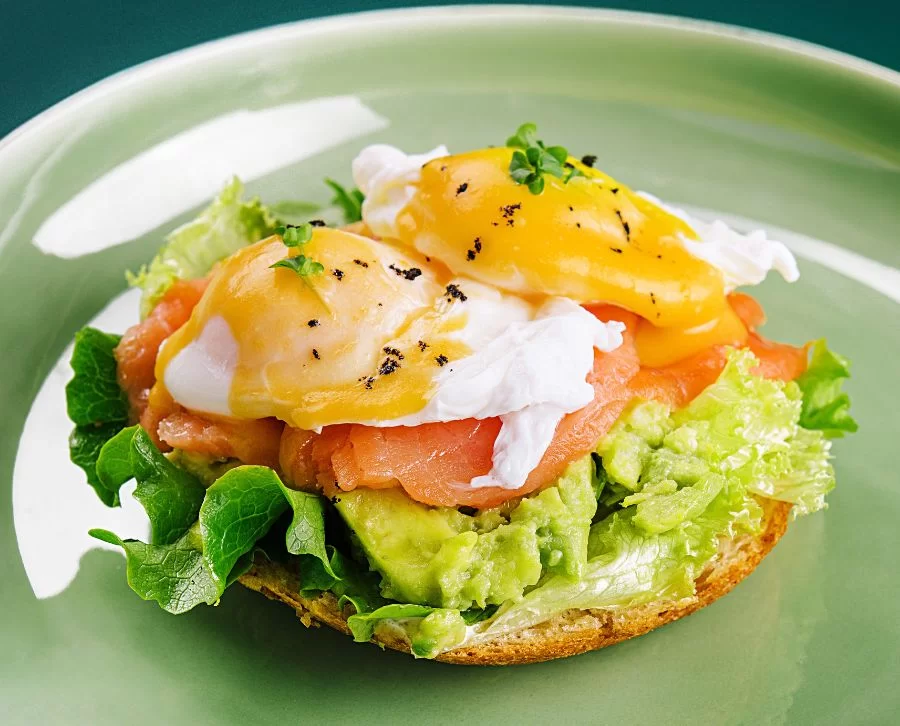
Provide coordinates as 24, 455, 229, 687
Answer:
127, 178, 277, 318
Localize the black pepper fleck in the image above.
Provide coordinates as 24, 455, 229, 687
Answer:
332, 268, 344, 280
312, 348, 320, 360
456, 182, 469, 195
445, 283, 468, 302
611, 187, 619, 194
650, 292, 657, 306
466, 237, 482, 261
435, 354, 449, 367
309, 219, 327, 227
363, 376, 375, 389
568, 205, 574, 212
389, 264, 422, 281
581, 154, 597, 168
353, 259, 369, 268
417, 340, 429, 352
500, 203, 522, 227
610, 247, 623, 254
378, 357, 400, 376
307, 319, 319, 328
615, 209, 631, 240
576, 222, 581, 229
383, 346, 404, 360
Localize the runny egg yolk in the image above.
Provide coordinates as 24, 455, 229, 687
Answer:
394, 148, 728, 329
633, 303, 748, 368
156, 229, 472, 429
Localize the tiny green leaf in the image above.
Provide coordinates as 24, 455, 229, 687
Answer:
325, 178, 365, 224
504, 123, 582, 195
546, 146, 568, 164
506, 122, 538, 149
280, 223, 313, 247
270, 255, 325, 277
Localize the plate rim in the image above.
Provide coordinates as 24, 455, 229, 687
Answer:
2, 4, 899, 158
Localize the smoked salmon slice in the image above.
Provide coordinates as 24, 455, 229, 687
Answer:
158, 412, 283, 470
115, 278, 208, 416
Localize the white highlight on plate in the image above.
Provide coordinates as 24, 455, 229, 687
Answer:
681, 206, 900, 305
33, 96, 388, 258
12, 288, 146, 600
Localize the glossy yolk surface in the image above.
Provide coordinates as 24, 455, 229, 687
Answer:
633, 303, 749, 368
395, 148, 727, 328
156, 230, 471, 429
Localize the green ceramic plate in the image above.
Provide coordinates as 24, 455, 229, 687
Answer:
2, 7, 898, 724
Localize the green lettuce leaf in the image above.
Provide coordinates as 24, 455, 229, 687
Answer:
127, 177, 277, 317
66, 327, 130, 506
198, 466, 289, 587
796, 339, 858, 437
279, 485, 338, 580
66, 328, 128, 426
92, 465, 288, 612
90, 526, 220, 614
597, 350, 837, 536
96, 426, 206, 545
69, 423, 125, 507
310, 547, 385, 615
748, 426, 835, 518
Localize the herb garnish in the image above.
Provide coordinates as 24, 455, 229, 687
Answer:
271, 255, 325, 276
279, 223, 312, 247
506, 123, 584, 194
325, 178, 365, 223
269, 223, 325, 278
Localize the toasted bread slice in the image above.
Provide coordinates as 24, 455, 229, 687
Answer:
238, 498, 791, 665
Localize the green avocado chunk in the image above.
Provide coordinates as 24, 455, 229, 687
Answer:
334, 457, 596, 610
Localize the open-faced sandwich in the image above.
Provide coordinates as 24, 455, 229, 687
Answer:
67, 124, 857, 664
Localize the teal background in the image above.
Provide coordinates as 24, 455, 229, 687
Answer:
2, 1, 899, 139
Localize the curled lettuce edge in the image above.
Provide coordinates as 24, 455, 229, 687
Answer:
126, 177, 278, 318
